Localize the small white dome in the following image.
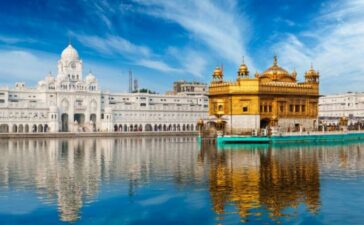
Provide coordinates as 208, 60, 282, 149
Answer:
61, 44, 79, 61
38, 80, 46, 87
85, 72, 96, 83
46, 74, 55, 83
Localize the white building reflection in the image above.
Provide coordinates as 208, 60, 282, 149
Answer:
0, 137, 205, 222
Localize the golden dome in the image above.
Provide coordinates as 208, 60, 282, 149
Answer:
305, 64, 319, 77
262, 56, 289, 77
238, 63, 249, 77
260, 56, 296, 82
304, 64, 319, 83
213, 66, 223, 80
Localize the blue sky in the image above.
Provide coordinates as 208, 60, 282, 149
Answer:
0, 0, 363, 94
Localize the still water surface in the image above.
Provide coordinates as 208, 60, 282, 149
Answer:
0, 137, 364, 225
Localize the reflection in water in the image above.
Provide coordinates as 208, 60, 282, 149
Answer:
200, 142, 364, 223
0, 137, 203, 222
1, 138, 364, 224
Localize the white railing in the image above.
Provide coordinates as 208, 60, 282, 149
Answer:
272, 130, 364, 136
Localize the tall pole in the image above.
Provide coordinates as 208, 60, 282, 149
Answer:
128, 70, 133, 93
230, 96, 233, 135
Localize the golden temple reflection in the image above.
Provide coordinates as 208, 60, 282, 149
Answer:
200, 143, 321, 222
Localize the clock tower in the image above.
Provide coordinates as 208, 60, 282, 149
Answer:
57, 44, 83, 82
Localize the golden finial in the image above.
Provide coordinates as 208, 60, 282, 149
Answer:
273, 55, 278, 66
292, 66, 297, 78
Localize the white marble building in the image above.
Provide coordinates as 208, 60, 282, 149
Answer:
0, 44, 208, 133
319, 92, 364, 124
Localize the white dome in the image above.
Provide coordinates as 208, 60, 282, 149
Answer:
85, 72, 96, 83
61, 44, 79, 61
38, 80, 46, 87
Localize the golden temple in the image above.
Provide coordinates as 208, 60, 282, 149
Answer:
208, 56, 320, 134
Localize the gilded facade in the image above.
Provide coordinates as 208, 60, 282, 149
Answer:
208, 56, 320, 134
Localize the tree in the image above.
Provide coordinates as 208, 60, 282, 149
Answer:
132, 88, 157, 94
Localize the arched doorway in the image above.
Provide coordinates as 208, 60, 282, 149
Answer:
74, 114, 85, 125
18, 124, 24, 133
260, 118, 271, 129
12, 124, 17, 133
119, 124, 122, 131
90, 114, 97, 131
44, 124, 49, 132
38, 124, 43, 132
114, 124, 118, 132
0, 124, 9, 133
61, 113, 69, 132
25, 124, 29, 133
32, 125, 37, 133
145, 124, 152, 131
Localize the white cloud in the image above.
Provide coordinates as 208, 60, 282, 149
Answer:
75, 34, 187, 75
273, 0, 364, 94
132, 0, 252, 67
166, 47, 208, 78
0, 35, 37, 44
75, 33, 206, 77
136, 59, 181, 73
0, 49, 128, 92
0, 50, 56, 85
73, 0, 251, 78
75, 34, 151, 57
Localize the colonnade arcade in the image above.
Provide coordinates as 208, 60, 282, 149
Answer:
113, 123, 197, 132
0, 124, 49, 133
